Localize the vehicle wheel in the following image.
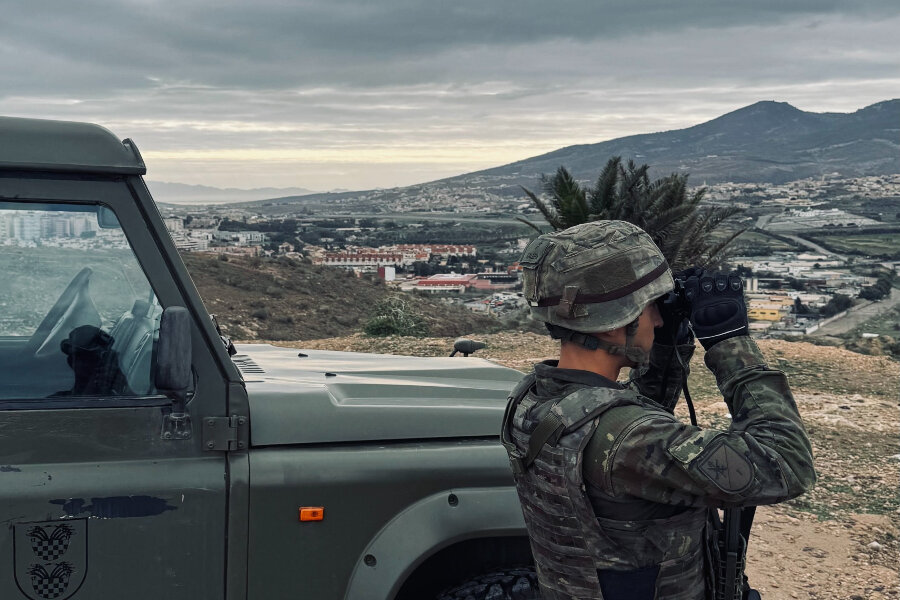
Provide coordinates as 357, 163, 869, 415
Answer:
436, 567, 541, 600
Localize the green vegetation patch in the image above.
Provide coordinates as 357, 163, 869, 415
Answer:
804, 232, 900, 258
730, 230, 800, 255
364, 297, 429, 337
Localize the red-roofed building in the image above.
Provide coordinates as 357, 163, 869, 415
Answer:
469, 272, 520, 291
416, 273, 477, 293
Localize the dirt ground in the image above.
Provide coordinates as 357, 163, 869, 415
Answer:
266, 334, 900, 600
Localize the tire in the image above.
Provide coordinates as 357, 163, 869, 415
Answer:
436, 567, 542, 600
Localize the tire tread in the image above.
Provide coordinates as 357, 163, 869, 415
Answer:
437, 568, 541, 600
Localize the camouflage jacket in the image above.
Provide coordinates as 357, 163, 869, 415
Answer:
508, 335, 816, 599
557, 336, 817, 519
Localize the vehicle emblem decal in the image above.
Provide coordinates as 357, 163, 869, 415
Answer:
14, 520, 87, 600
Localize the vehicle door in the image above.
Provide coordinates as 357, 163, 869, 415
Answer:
0, 180, 230, 600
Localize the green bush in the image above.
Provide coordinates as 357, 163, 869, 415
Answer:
364, 297, 428, 337
820, 294, 853, 317
859, 271, 895, 301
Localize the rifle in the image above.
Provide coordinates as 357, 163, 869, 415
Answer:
657, 278, 762, 600
670, 333, 760, 600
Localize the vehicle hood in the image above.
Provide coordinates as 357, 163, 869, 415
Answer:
233, 343, 525, 446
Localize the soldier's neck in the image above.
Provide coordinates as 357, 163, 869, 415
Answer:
557, 342, 624, 381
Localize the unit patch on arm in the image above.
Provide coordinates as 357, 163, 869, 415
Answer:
668, 432, 753, 493
695, 440, 753, 493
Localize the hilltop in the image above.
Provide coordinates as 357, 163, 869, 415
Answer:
181, 253, 502, 340
458, 99, 900, 186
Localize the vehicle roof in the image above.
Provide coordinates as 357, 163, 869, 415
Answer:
0, 116, 146, 175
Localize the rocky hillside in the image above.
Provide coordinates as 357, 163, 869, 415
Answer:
181, 253, 502, 340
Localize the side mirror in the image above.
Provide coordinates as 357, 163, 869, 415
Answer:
157, 306, 193, 441
450, 338, 486, 357
156, 306, 192, 403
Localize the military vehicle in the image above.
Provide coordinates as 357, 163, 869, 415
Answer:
0, 117, 539, 599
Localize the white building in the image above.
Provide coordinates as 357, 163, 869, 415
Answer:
164, 218, 184, 232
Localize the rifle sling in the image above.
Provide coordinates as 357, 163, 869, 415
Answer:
524, 411, 565, 470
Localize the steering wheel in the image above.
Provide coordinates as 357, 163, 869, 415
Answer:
26, 267, 100, 357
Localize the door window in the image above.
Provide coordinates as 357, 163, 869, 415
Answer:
0, 203, 160, 400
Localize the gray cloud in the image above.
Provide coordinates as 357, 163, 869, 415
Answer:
5, 0, 900, 92
1, 1, 898, 189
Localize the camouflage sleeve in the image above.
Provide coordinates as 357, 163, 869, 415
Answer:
584, 336, 816, 507
627, 342, 695, 410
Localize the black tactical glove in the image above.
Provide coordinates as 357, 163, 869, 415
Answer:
683, 271, 749, 350
677, 266, 707, 281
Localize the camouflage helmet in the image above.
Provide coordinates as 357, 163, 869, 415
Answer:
520, 220, 673, 333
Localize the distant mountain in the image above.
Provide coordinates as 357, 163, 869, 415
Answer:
147, 181, 317, 205
454, 99, 900, 186
222, 99, 900, 214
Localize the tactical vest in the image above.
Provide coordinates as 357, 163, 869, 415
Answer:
501, 375, 710, 600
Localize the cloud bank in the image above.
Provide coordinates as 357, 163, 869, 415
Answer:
2, 0, 898, 189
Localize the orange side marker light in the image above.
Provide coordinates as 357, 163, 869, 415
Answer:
299, 507, 325, 522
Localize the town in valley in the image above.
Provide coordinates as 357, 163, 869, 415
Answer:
142, 173, 900, 345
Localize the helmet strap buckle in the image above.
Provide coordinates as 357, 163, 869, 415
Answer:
555, 285, 580, 319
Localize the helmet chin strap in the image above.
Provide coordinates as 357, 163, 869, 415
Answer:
546, 320, 651, 374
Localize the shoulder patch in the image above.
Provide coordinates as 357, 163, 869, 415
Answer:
668, 432, 754, 493
694, 440, 754, 493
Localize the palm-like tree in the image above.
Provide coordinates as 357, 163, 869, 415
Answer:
519, 157, 746, 270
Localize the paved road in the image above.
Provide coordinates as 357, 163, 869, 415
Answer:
812, 287, 900, 336
304, 212, 533, 226
780, 234, 848, 262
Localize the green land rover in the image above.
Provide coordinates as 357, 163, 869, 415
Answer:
0, 117, 540, 600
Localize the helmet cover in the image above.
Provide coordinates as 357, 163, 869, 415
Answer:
520, 220, 673, 333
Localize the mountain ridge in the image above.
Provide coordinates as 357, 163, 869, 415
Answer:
451, 99, 899, 186
192, 99, 899, 210
147, 181, 318, 205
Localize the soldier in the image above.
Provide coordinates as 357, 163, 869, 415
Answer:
501, 221, 816, 600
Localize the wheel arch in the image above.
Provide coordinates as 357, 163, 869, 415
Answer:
394, 536, 535, 600
341, 487, 532, 600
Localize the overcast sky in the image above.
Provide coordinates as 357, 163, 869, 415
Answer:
3, 0, 899, 191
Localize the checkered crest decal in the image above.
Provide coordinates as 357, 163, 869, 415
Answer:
27, 525, 75, 562
14, 520, 87, 600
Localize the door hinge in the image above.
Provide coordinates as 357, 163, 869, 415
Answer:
202, 415, 249, 451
